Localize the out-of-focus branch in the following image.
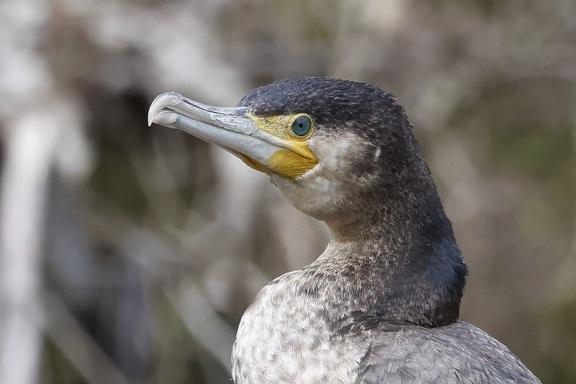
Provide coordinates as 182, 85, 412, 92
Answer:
43, 293, 131, 384
0, 109, 60, 384
165, 282, 236, 372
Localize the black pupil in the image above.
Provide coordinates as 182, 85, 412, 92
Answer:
292, 116, 311, 136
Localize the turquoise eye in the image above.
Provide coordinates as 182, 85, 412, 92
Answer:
291, 115, 313, 137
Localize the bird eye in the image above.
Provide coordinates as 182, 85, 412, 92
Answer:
290, 115, 313, 137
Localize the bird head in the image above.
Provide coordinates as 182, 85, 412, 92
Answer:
149, 77, 427, 232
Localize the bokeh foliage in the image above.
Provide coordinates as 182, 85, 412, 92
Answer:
1, 0, 575, 383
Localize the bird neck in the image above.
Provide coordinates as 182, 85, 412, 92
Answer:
318, 172, 467, 327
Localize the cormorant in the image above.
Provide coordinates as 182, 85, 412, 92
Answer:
148, 77, 540, 383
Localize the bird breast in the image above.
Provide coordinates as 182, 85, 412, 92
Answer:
231, 270, 363, 384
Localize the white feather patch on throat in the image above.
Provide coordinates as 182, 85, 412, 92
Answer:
269, 132, 372, 220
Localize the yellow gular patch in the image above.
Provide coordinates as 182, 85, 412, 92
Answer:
269, 149, 317, 178
248, 114, 318, 178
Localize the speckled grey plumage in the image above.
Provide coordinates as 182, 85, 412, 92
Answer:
232, 242, 539, 384
355, 321, 537, 383
225, 77, 540, 383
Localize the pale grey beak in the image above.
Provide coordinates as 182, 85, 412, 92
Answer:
148, 92, 285, 169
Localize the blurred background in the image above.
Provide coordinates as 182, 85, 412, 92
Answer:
0, 0, 575, 383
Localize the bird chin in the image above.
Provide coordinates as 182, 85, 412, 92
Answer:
268, 168, 344, 223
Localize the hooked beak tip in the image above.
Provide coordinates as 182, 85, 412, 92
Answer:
148, 92, 183, 127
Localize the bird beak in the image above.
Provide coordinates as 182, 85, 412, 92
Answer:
148, 92, 291, 173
